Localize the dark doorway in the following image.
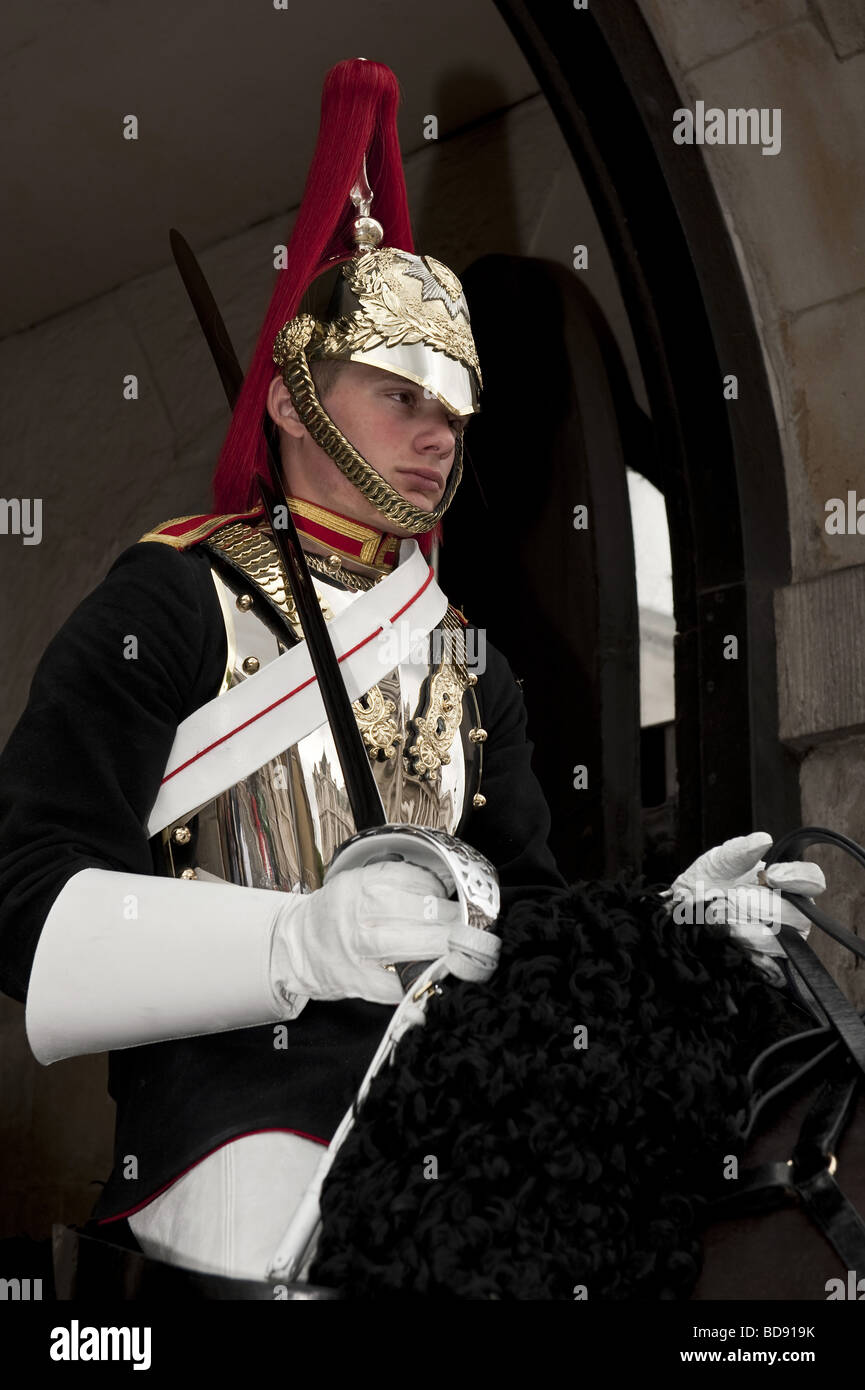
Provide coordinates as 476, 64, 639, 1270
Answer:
442, 257, 646, 883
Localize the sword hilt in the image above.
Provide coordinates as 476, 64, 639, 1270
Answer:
326, 823, 500, 993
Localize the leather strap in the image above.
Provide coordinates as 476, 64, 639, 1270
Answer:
780, 893, 865, 964
776, 926, 865, 1081
747, 1020, 835, 1097
794, 1167, 865, 1269
743, 1032, 842, 1147
793, 1067, 860, 1179
708, 1047, 865, 1268
54, 1225, 338, 1301
792, 1061, 865, 1267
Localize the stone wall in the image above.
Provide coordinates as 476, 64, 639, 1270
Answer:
639, 0, 865, 999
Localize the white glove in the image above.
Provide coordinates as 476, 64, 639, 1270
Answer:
25, 862, 501, 1065
664, 831, 826, 962
271, 860, 501, 1007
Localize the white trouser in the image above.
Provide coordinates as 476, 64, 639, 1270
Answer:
127, 1131, 323, 1282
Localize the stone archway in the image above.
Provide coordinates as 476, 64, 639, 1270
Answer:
494, 0, 802, 864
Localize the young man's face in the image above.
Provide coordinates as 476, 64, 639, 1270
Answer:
268, 361, 469, 536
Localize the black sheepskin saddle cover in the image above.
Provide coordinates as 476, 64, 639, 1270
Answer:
310, 875, 802, 1300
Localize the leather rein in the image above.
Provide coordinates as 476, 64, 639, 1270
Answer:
707, 827, 865, 1268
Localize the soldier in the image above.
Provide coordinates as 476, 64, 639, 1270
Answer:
0, 59, 562, 1284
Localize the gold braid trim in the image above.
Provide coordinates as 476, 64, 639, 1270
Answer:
274, 319, 462, 535
138, 509, 264, 550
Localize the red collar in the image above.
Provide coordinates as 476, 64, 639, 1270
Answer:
286, 496, 401, 573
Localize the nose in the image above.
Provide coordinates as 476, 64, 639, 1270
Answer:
416, 410, 456, 456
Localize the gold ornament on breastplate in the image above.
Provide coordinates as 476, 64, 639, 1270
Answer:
353, 685, 401, 760
406, 661, 466, 780
405, 609, 472, 781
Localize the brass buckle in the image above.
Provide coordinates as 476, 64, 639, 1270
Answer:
412, 980, 443, 1003
787, 1152, 838, 1176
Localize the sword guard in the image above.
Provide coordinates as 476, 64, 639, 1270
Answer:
324, 824, 500, 991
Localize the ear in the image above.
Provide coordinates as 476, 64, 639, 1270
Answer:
266, 374, 306, 440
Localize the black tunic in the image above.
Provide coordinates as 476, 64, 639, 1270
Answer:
0, 539, 564, 1222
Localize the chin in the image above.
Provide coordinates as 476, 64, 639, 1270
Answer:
399, 486, 445, 510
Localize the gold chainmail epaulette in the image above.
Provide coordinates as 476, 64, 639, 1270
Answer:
203, 518, 307, 637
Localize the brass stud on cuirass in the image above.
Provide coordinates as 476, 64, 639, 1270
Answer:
469, 727, 488, 743
172, 825, 192, 845
472, 793, 487, 808
236, 593, 254, 612
242, 655, 261, 676
180, 868, 198, 880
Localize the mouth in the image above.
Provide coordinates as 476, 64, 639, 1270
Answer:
396, 468, 444, 496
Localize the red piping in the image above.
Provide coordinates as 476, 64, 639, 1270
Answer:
98, 1126, 328, 1224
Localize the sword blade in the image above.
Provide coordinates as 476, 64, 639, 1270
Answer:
169, 228, 244, 409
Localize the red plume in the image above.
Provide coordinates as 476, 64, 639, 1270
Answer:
212, 59, 414, 521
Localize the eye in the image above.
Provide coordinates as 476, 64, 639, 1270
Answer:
387, 387, 464, 438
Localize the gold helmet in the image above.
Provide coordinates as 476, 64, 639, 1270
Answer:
273, 161, 482, 535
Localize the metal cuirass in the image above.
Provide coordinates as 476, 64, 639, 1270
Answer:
157, 523, 484, 889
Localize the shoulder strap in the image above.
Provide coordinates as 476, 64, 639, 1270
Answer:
139, 506, 265, 550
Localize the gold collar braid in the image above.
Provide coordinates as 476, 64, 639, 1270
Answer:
274, 316, 463, 535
